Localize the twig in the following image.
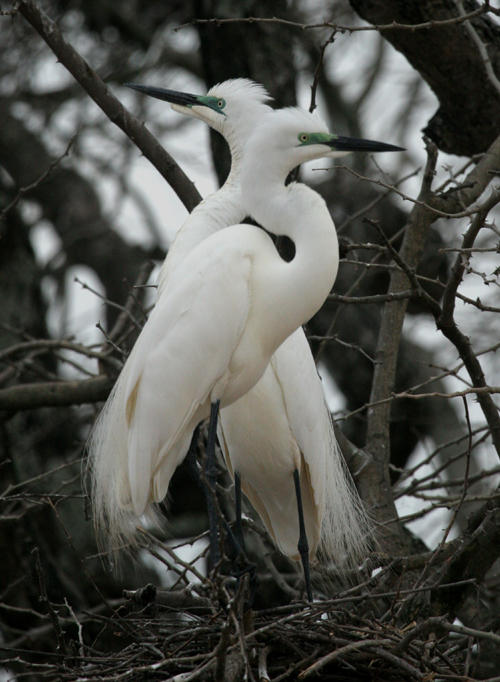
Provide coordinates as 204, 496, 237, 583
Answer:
32, 547, 67, 654
103, 261, 155, 351
435, 191, 500, 458
309, 30, 336, 113
0, 338, 113, 364
298, 638, 394, 678
431, 131, 500, 214
0, 133, 77, 218
64, 598, 84, 658
75, 276, 146, 332
258, 646, 271, 682
175, 7, 492, 34
455, 0, 500, 96
333, 164, 483, 219
441, 191, 500, 320
328, 290, 413, 304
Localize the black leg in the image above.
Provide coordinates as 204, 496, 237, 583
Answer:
229, 471, 256, 607
219, 471, 245, 563
293, 468, 313, 602
206, 400, 220, 570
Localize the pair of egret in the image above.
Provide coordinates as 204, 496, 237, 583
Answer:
89, 79, 402, 600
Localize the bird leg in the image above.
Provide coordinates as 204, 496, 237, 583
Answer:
293, 468, 313, 602
206, 400, 221, 571
232, 472, 255, 577
226, 471, 256, 606
188, 410, 249, 583
221, 471, 248, 567
185, 423, 223, 573
201, 405, 255, 600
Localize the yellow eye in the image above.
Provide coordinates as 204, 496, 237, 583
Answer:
217, 99, 225, 108
299, 133, 309, 143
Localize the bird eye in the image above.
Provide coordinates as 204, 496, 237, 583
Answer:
299, 133, 309, 143
217, 99, 225, 109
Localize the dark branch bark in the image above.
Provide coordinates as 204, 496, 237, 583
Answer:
358, 140, 438, 553
348, 0, 500, 155
431, 132, 500, 214
0, 376, 113, 411
430, 496, 500, 617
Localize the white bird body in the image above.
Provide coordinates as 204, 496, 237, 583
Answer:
90, 102, 339, 545
89, 81, 398, 572
157, 176, 348, 562
148, 84, 357, 561
125, 167, 339, 515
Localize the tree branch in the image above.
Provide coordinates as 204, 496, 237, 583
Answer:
359, 139, 438, 553
430, 496, 500, 617
348, 0, 500, 155
0, 376, 112, 411
16, 0, 201, 212
176, 6, 493, 34
431, 131, 500, 214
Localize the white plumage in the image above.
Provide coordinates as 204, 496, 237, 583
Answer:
89, 81, 388, 575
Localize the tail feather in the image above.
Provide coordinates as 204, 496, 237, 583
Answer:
87, 371, 160, 553
319, 415, 372, 570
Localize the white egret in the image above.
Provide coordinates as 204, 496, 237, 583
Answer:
90, 79, 273, 551
89, 91, 402, 599
124, 80, 372, 574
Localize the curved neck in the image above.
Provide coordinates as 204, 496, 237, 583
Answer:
243, 166, 339, 342
225, 133, 245, 182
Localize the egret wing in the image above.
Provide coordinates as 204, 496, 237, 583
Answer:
219, 328, 323, 559
272, 331, 370, 564
125, 238, 253, 515
271, 329, 329, 514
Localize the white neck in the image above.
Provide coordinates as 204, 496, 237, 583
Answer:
242, 159, 339, 342
158, 150, 244, 293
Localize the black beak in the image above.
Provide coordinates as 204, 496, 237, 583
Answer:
330, 135, 405, 152
125, 83, 200, 107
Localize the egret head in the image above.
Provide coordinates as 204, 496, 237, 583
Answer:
245, 106, 404, 176
126, 78, 272, 143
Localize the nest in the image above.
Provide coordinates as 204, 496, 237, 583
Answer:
4, 571, 489, 682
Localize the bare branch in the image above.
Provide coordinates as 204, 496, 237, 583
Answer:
0, 339, 112, 364
175, 6, 493, 34
455, 0, 500, 96
16, 0, 201, 212
0, 375, 112, 411
433, 192, 500, 458
358, 139, 438, 553
331, 164, 491, 218
0, 133, 77, 218
432, 131, 500, 214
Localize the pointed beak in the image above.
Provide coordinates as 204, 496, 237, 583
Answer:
125, 83, 200, 107
329, 135, 405, 153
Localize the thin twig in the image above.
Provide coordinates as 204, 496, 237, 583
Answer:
175, 7, 492, 34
